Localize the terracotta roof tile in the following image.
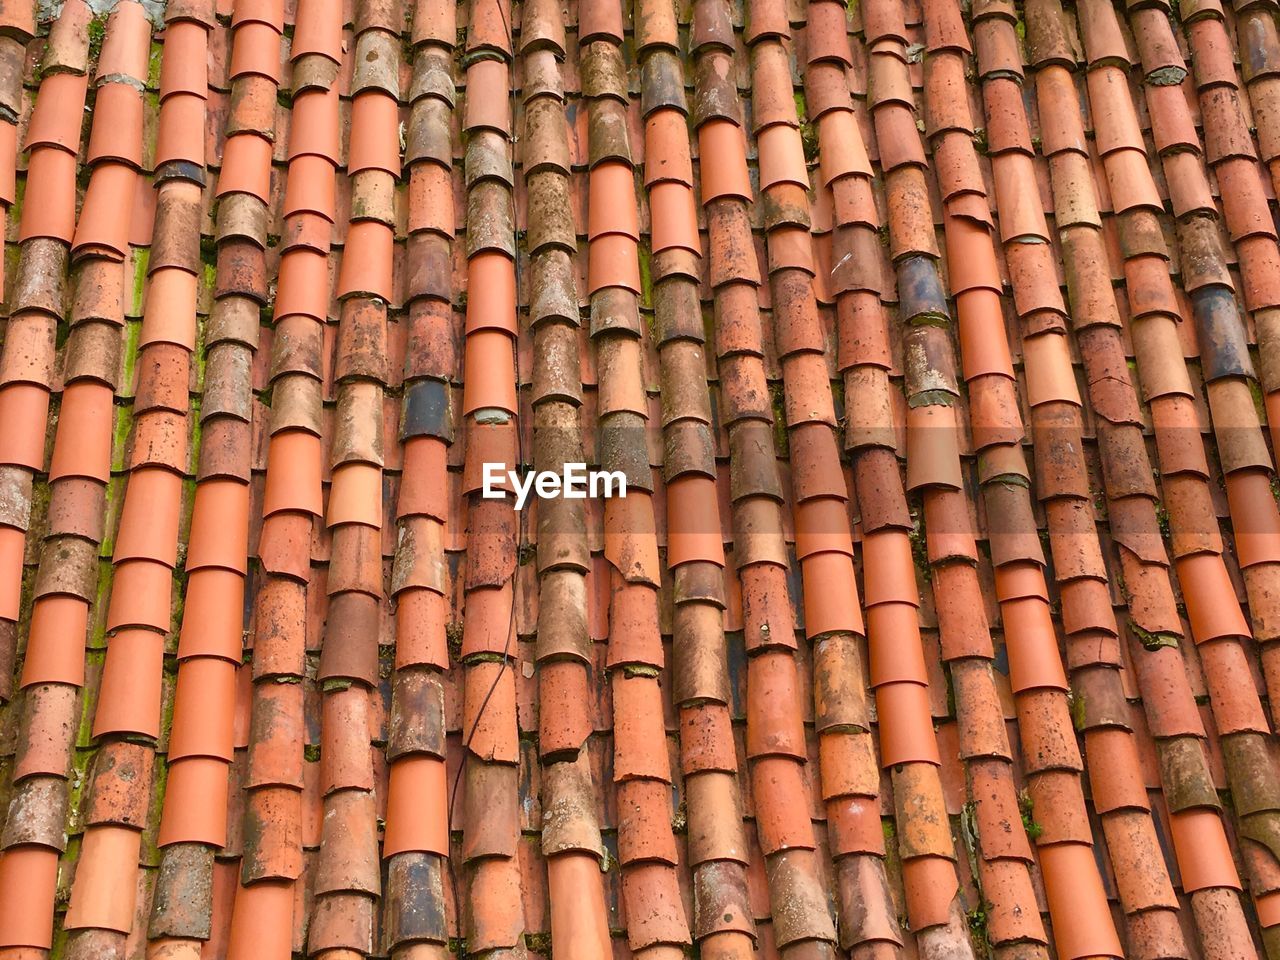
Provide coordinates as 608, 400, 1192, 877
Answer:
5, 0, 1280, 954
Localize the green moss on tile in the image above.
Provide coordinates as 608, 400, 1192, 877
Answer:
959, 800, 979, 855
769, 381, 788, 456
643, 306, 659, 345
1130, 621, 1180, 651
1017, 788, 1042, 841
1248, 374, 1266, 421
8, 165, 23, 219
87, 15, 108, 67
1127, 358, 1142, 397
186, 399, 202, 475
130, 249, 150, 317
27, 477, 52, 552
908, 512, 931, 584
637, 241, 653, 310
1091, 483, 1108, 519
140, 757, 168, 865
147, 42, 163, 89
800, 118, 819, 162
525, 932, 553, 954
99, 474, 124, 558
121, 319, 143, 403
89, 564, 113, 649
1068, 688, 1086, 731
11, 577, 32, 666
88, 555, 113, 640
465, 651, 510, 666
907, 388, 955, 408
670, 795, 687, 834
76, 651, 107, 745
964, 900, 992, 953
1155, 500, 1170, 540
65, 746, 93, 834
54, 839, 77, 901
1148, 66, 1187, 86
988, 471, 1031, 490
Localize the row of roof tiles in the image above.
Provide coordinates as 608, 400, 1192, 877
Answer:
0, 0, 1279, 957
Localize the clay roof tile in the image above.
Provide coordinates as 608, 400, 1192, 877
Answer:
1, 0, 1278, 954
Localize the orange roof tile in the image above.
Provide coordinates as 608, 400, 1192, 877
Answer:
4, 0, 1280, 956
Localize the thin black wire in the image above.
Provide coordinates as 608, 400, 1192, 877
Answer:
443, 1, 523, 951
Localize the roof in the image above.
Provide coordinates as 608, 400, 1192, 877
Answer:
0, 0, 1279, 956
